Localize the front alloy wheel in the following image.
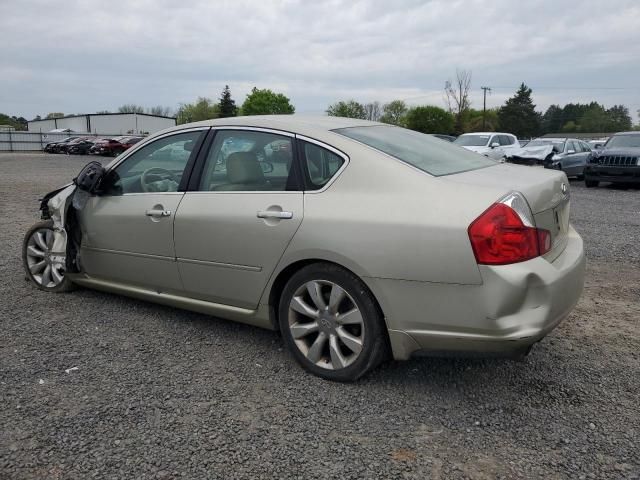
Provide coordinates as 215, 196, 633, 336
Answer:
22, 220, 74, 292
279, 263, 388, 381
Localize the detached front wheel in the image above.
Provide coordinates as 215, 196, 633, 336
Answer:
22, 220, 75, 292
279, 263, 388, 382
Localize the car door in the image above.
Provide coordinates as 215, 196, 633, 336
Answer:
486, 135, 503, 160
78, 128, 207, 292
564, 140, 581, 175
173, 128, 304, 310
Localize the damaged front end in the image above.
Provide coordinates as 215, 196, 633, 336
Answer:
37, 161, 106, 275
506, 145, 555, 166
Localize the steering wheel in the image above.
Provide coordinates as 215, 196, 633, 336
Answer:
140, 167, 177, 193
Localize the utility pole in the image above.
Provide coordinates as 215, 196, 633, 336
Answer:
481, 86, 491, 130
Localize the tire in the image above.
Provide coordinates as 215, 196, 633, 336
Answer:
22, 220, 75, 293
278, 263, 389, 382
585, 179, 599, 188
577, 174, 585, 181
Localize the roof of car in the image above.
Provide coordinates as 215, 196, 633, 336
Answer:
168, 115, 385, 138
611, 131, 640, 136
458, 132, 514, 136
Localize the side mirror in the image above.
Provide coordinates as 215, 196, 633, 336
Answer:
594, 144, 603, 149
490, 142, 500, 148
567, 149, 575, 154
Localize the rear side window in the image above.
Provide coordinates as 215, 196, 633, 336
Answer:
336, 125, 495, 176
300, 141, 345, 190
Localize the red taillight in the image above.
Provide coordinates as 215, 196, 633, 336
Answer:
468, 203, 551, 265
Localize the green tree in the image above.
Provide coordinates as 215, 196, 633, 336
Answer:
561, 120, 577, 133
541, 105, 564, 134
218, 85, 238, 118
579, 104, 609, 132
0, 113, 28, 130
176, 97, 219, 124
326, 100, 366, 119
45, 112, 65, 119
606, 105, 632, 132
405, 105, 454, 134
241, 87, 295, 115
464, 108, 499, 132
380, 100, 408, 126
497, 83, 540, 138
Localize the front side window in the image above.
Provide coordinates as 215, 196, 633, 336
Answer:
301, 141, 345, 190
501, 135, 515, 146
337, 126, 495, 176
100, 130, 203, 195
199, 130, 298, 191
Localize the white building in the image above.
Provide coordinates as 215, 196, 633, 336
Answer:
27, 113, 176, 135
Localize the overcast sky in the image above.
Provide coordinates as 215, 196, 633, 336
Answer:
1, 0, 639, 121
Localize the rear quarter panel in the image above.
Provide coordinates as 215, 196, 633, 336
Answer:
267, 142, 507, 291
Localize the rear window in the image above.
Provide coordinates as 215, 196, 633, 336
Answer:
334, 125, 495, 176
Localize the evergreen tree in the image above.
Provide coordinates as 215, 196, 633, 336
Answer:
541, 105, 564, 134
218, 85, 238, 118
497, 83, 540, 138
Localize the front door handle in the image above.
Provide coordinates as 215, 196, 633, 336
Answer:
257, 210, 293, 219
145, 209, 171, 217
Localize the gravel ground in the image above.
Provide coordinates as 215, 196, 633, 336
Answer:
1, 153, 639, 480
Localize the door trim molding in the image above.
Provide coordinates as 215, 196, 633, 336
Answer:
177, 257, 262, 272
82, 246, 175, 262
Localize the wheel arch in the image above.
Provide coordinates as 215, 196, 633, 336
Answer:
265, 257, 389, 334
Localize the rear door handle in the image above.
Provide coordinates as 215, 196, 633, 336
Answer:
257, 210, 293, 219
145, 209, 171, 217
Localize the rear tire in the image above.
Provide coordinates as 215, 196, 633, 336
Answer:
278, 263, 388, 382
585, 179, 599, 188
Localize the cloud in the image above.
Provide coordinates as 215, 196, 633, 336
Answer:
1, 0, 638, 119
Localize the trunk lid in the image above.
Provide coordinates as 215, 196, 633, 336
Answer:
445, 163, 571, 261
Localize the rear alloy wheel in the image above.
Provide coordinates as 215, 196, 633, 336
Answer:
279, 264, 388, 381
22, 220, 75, 292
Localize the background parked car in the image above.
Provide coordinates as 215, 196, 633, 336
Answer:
118, 136, 144, 151
67, 138, 97, 155
44, 136, 79, 153
542, 138, 592, 179
58, 137, 92, 154
453, 132, 519, 160
584, 131, 640, 187
90, 138, 124, 156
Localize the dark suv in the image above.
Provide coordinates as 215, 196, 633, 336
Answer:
584, 132, 640, 187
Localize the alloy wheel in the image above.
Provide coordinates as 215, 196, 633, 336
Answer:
25, 228, 66, 288
287, 280, 364, 370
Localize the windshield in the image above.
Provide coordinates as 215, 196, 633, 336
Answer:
335, 125, 496, 176
453, 135, 490, 147
605, 134, 640, 149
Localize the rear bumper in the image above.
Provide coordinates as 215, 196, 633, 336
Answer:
372, 226, 586, 360
585, 165, 640, 183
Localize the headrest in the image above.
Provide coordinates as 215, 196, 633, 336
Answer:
226, 152, 264, 184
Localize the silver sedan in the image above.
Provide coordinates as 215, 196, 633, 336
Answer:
23, 116, 586, 381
